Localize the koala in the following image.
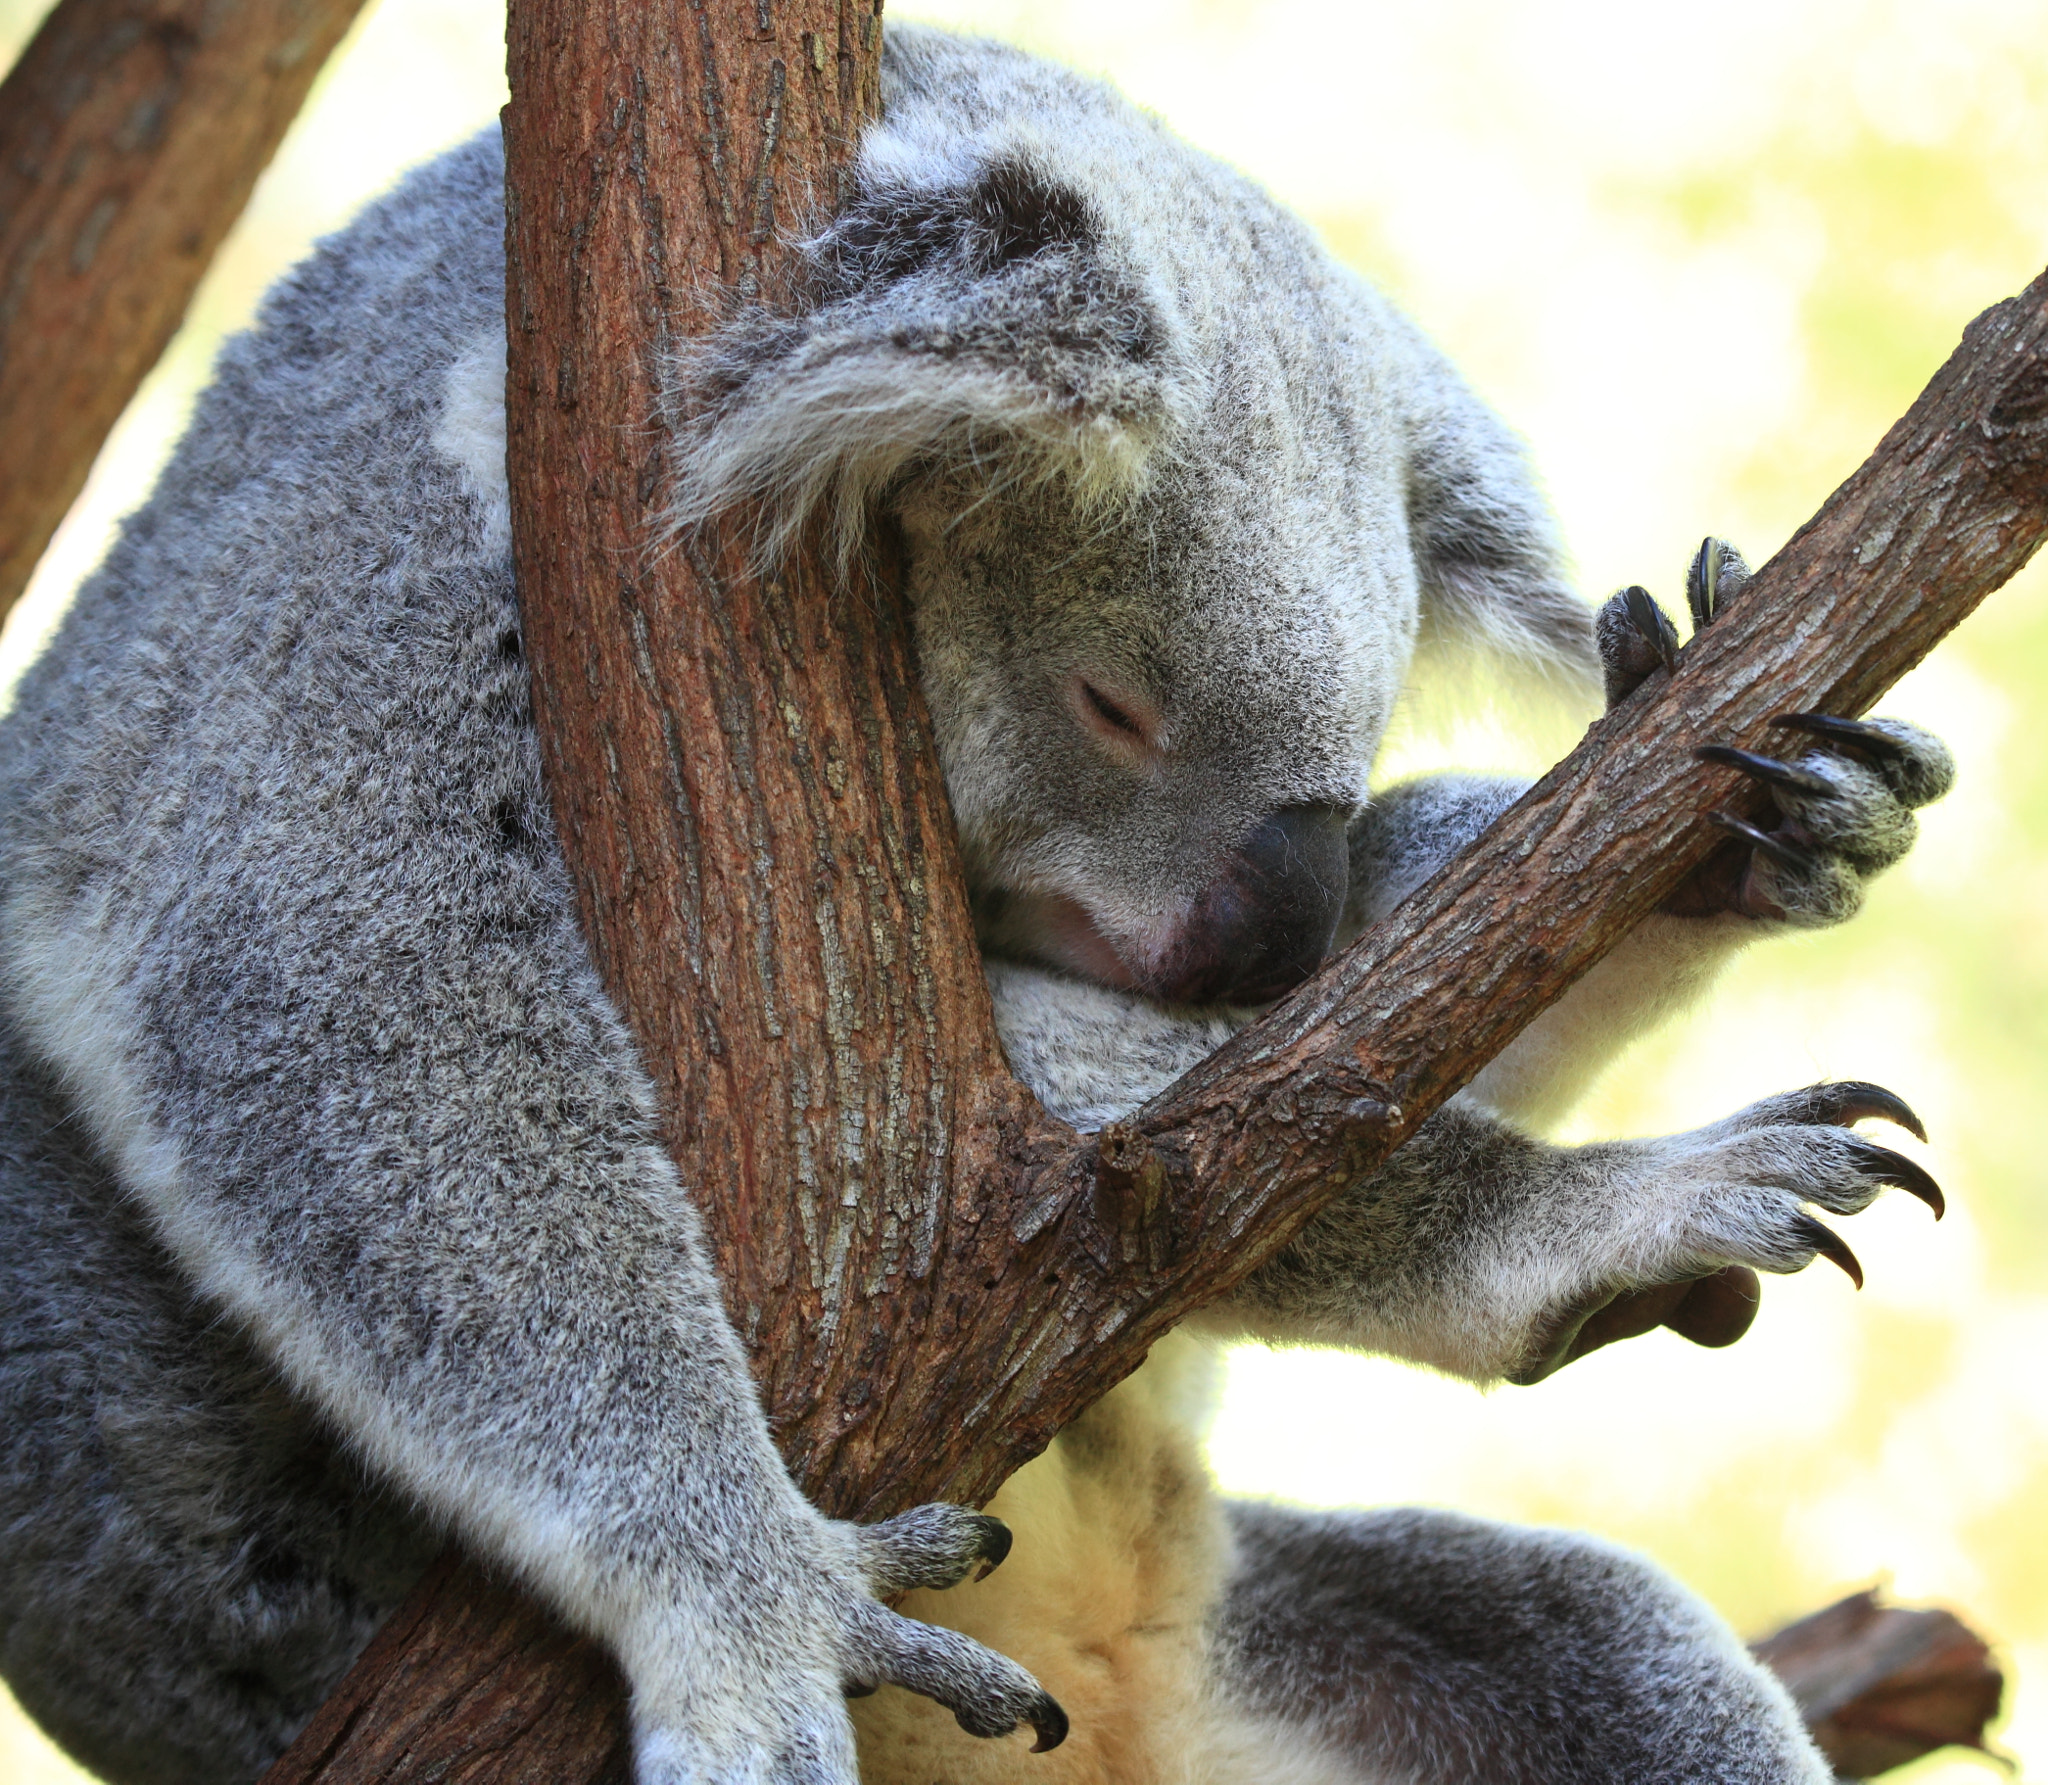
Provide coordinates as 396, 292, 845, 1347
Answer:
0, 24, 1954, 1785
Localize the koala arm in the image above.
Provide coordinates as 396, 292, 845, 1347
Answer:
993, 748, 1946, 1383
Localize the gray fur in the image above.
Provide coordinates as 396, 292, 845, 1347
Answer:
0, 25, 1947, 1785
1218, 1504, 1822, 1785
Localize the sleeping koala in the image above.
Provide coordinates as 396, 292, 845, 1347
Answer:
0, 23, 1951, 1785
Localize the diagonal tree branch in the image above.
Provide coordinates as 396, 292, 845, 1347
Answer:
0, 0, 371, 618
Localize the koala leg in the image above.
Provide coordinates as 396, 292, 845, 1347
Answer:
1211, 1501, 1830, 1785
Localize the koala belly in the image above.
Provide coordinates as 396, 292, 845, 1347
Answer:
850, 1334, 1354, 1785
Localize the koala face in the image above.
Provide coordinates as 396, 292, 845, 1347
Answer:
672, 25, 1589, 1007
902, 426, 1413, 1005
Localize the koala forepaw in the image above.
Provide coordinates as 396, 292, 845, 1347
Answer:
1688, 714, 1955, 925
1595, 536, 1957, 925
1512, 1079, 1941, 1384
1596, 536, 1752, 707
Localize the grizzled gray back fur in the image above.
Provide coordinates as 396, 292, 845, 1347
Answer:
0, 22, 1928, 1785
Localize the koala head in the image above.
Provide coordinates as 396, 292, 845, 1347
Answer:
672, 27, 1592, 1005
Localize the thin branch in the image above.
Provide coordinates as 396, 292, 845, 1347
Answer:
0, 0, 370, 617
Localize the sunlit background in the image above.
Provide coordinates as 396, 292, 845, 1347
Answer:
3, 0, 2045, 1779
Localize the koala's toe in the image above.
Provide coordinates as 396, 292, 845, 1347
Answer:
1596, 586, 1679, 707
857, 1503, 1013, 1594
1685, 535, 1751, 630
841, 1600, 1065, 1749
1695, 744, 1834, 800
1722, 1078, 1928, 1142
1771, 712, 1957, 808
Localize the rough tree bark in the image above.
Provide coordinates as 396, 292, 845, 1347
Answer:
0, 0, 370, 617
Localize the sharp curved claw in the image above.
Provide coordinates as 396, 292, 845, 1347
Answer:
1793, 1213, 1865, 1288
1845, 1137, 1946, 1219
1705, 808, 1815, 871
1623, 584, 1681, 670
1026, 1692, 1070, 1753
1824, 1079, 1929, 1143
1696, 744, 1836, 799
1688, 537, 1721, 630
1770, 711, 1910, 761
1686, 537, 1751, 631
970, 1514, 1014, 1579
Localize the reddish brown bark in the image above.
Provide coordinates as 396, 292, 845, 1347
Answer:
257, 1555, 632, 1785
1754, 1590, 2006, 1777
260, 0, 2048, 1774
0, 0, 370, 616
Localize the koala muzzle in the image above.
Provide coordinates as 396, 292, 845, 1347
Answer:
1153, 803, 1351, 1005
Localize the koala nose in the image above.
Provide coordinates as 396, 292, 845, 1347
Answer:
1153, 803, 1351, 1005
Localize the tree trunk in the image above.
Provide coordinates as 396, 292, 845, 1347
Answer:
0, 0, 369, 616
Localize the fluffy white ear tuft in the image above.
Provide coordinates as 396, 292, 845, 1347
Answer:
664, 150, 1200, 567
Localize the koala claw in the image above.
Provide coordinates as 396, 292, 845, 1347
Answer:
1695, 743, 1835, 799
1623, 583, 1681, 669
1784, 1077, 1927, 1141
1771, 710, 1959, 808
1771, 710, 1913, 760
1686, 535, 1752, 630
1704, 807, 1817, 874
1025, 1692, 1071, 1752
1790, 1211, 1864, 1287
1843, 1134, 1944, 1217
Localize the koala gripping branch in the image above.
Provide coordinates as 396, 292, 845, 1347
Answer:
261, 0, 2048, 1761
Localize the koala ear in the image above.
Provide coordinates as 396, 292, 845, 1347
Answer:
1397, 325, 1600, 708
667, 147, 1196, 563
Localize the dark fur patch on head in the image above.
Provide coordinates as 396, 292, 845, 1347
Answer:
822, 155, 1098, 292
966, 158, 1095, 271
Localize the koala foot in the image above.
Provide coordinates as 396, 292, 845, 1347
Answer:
629, 1499, 1063, 1785
844, 1506, 1064, 1746
1597, 539, 1956, 926
1511, 1080, 1940, 1383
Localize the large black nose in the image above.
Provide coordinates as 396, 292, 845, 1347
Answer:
1154, 803, 1352, 1004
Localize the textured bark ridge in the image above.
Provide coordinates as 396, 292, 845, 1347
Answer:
0, 0, 369, 616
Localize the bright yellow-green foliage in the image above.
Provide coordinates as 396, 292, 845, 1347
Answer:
1, 1, 2045, 1780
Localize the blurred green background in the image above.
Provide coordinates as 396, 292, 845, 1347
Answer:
2, 0, 2044, 1779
